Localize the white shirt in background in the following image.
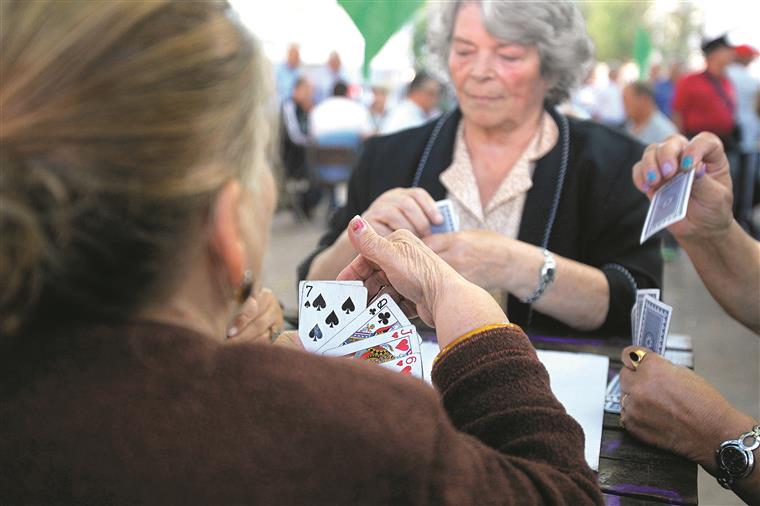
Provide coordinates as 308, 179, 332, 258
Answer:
381, 99, 430, 135
309, 97, 373, 139
594, 82, 626, 126
727, 63, 760, 153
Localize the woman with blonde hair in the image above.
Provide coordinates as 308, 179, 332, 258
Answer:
0, 2, 601, 504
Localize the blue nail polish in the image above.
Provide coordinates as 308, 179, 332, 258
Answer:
681, 155, 693, 170
646, 170, 657, 183
662, 162, 675, 176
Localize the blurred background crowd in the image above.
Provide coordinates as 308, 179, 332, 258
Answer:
231, 0, 759, 243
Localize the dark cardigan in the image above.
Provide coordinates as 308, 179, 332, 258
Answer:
298, 108, 663, 337
0, 321, 602, 505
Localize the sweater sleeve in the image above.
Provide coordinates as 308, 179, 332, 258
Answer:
583, 131, 663, 335
426, 326, 603, 505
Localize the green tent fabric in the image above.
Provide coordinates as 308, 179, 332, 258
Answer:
338, 0, 423, 78
633, 26, 652, 80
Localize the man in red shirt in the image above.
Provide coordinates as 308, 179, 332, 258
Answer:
672, 35, 738, 149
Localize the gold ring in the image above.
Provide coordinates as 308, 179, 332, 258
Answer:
619, 414, 625, 428
629, 349, 648, 370
621, 393, 629, 409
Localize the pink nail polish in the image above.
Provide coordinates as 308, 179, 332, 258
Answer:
351, 216, 365, 232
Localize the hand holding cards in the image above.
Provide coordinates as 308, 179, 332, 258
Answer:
606, 288, 673, 414
299, 282, 424, 379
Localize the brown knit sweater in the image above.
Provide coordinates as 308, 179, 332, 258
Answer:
0, 321, 602, 505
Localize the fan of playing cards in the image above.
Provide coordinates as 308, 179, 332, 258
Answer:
605, 289, 673, 414
298, 281, 424, 378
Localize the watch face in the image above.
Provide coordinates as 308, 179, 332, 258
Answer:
720, 446, 749, 475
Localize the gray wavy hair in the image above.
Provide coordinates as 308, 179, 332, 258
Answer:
427, 0, 594, 105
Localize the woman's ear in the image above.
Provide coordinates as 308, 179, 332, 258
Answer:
210, 180, 246, 287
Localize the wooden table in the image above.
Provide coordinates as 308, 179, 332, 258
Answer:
528, 334, 698, 505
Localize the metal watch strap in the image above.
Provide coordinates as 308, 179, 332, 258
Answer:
716, 424, 760, 489
522, 249, 556, 305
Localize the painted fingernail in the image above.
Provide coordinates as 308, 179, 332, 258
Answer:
350, 215, 365, 233
227, 326, 238, 338
641, 183, 649, 192
662, 162, 675, 177
681, 155, 693, 170
696, 162, 707, 178
646, 170, 657, 183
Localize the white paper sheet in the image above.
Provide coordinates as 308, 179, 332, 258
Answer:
419, 342, 608, 470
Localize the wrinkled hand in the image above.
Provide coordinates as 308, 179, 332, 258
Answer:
423, 230, 509, 290
227, 288, 284, 343
362, 187, 442, 237
619, 346, 737, 471
337, 216, 507, 348
632, 132, 733, 240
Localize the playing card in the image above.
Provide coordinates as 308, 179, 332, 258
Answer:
636, 296, 672, 355
430, 199, 459, 234
298, 281, 367, 352
604, 372, 622, 414
633, 289, 660, 344
640, 169, 695, 244
316, 293, 411, 352
379, 353, 424, 379
322, 325, 419, 357
322, 328, 421, 365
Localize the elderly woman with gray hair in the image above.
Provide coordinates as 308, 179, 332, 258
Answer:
301, 0, 662, 337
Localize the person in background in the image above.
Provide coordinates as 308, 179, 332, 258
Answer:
0, 3, 603, 503
312, 50, 349, 105
299, 0, 662, 338
727, 44, 760, 235
369, 85, 389, 133
309, 81, 374, 140
623, 81, 678, 145
381, 72, 442, 135
280, 76, 321, 219
594, 65, 626, 128
673, 35, 737, 153
624, 132, 759, 504
652, 62, 682, 118
275, 43, 301, 103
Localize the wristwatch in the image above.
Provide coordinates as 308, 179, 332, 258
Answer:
522, 249, 556, 304
716, 424, 760, 489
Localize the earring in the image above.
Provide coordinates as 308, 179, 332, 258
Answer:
235, 269, 254, 304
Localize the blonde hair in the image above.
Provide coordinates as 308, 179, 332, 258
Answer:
0, 1, 272, 335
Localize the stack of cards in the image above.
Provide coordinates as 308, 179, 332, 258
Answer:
640, 169, 695, 244
605, 289, 673, 414
429, 199, 459, 235
298, 281, 423, 379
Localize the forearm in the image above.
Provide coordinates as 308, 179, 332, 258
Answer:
431, 326, 603, 505
678, 221, 760, 333
502, 242, 609, 331
306, 231, 357, 281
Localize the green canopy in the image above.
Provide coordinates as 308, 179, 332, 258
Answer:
338, 0, 424, 78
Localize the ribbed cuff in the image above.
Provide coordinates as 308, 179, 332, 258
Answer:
431, 324, 534, 392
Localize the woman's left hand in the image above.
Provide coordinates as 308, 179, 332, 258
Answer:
423, 230, 510, 290
227, 288, 284, 343
619, 346, 741, 473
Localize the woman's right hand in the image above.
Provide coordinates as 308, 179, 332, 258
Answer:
362, 188, 443, 237
336, 216, 507, 348
632, 132, 734, 241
